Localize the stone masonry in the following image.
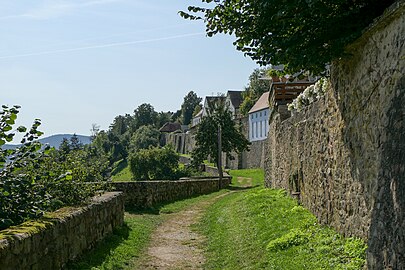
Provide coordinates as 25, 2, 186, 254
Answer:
0, 192, 124, 270
265, 2, 404, 269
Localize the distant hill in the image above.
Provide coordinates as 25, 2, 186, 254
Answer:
2, 134, 92, 150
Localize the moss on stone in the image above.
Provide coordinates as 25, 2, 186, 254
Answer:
0, 220, 53, 241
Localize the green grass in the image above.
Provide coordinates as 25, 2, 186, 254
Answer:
111, 160, 133, 182
199, 186, 367, 270
67, 189, 229, 269
66, 212, 159, 269
229, 168, 265, 187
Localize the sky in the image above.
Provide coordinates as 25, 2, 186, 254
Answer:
0, 0, 258, 141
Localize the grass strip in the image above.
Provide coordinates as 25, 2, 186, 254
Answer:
199, 169, 367, 269
67, 189, 228, 269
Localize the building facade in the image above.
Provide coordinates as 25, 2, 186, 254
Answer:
248, 92, 270, 142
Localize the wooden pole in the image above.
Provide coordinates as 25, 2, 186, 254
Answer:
217, 124, 223, 186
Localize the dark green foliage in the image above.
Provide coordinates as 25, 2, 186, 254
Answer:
181, 91, 202, 125
107, 115, 133, 163
171, 109, 182, 123
69, 133, 83, 150
240, 68, 271, 115
133, 103, 158, 129
129, 146, 186, 180
129, 125, 160, 152
180, 0, 395, 74
192, 97, 250, 168
156, 111, 173, 130
0, 105, 50, 229
0, 105, 106, 230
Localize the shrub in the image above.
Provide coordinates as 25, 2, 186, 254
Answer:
129, 146, 186, 180
0, 105, 104, 230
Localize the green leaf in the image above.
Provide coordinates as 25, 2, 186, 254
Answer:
17, 126, 27, 132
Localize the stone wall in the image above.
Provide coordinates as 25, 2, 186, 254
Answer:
265, 2, 404, 269
164, 132, 195, 154
246, 139, 267, 169
222, 117, 268, 169
112, 176, 231, 208
0, 192, 124, 270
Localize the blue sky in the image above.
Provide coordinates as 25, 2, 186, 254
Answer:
0, 0, 258, 140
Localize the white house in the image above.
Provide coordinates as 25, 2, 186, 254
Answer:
225, 90, 243, 119
248, 92, 270, 142
191, 109, 203, 128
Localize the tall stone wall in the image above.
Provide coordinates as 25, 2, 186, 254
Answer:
265, 2, 404, 269
0, 192, 124, 270
222, 117, 268, 169
246, 139, 267, 169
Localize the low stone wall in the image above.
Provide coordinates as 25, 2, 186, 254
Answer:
0, 192, 124, 270
112, 176, 231, 208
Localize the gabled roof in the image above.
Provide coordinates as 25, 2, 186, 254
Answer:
205, 96, 225, 104
204, 96, 226, 110
193, 109, 203, 118
226, 90, 243, 109
248, 92, 270, 113
159, 122, 182, 133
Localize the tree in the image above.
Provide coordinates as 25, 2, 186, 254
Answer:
180, 0, 395, 74
129, 146, 182, 180
129, 125, 160, 153
107, 114, 133, 163
193, 104, 202, 117
156, 111, 173, 129
191, 96, 250, 170
90, 123, 100, 141
171, 109, 182, 123
181, 91, 202, 125
0, 105, 102, 229
133, 103, 158, 129
70, 134, 83, 150
240, 68, 270, 115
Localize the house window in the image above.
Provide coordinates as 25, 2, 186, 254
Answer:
260, 112, 262, 117
260, 121, 263, 137
256, 122, 258, 138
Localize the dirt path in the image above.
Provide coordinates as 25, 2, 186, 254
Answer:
236, 176, 253, 187
135, 178, 253, 270
135, 194, 226, 270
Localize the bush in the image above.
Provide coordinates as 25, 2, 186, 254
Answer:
0, 105, 104, 230
129, 146, 186, 180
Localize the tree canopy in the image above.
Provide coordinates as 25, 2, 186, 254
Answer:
133, 103, 158, 129
181, 91, 202, 125
240, 68, 270, 115
129, 125, 160, 152
192, 97, 250, 168
180, 0, 395, 74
